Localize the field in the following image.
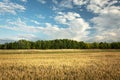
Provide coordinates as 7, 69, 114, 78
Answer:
0, 49, 120, 80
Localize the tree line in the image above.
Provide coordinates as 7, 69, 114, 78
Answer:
0, 39, 120, 49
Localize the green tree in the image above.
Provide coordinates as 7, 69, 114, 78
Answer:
111, 42, 120, 49
17, 40, 31, 49
91, 42, 99, 49
79, 41, 87, 49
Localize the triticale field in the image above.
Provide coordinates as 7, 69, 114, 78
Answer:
0, 49, 120, 80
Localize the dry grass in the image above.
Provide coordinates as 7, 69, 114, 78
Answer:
0, 50, 120, 80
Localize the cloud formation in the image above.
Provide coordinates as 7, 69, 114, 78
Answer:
0, 18, 39, 32
88, 0, 120, 42
87, 0, 120, 15
37, 0, 46, 4
0, 0, 25, 15
17, 34, 37, 40
0, 13, 90, 41
54, 12, 90, 41
0, 0, 119, 42
65, 0, 120, 41
21, 0, 27, 2
31, 20, 40, 25
91, 13, 120, 42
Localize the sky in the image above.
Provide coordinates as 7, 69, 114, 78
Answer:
0, 0, 120, 43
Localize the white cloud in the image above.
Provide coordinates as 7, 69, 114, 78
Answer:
0, 18, 40, 32
54, 12, 90, 41
73, 0, 89, 5
31, 20, 40, 25
0, 0, 26, 15
71, 0, 120, 42
37, 14, 45, 19
40, 23, 61, 35
17, 34, 37, 40
59, 0, 73, 9
71, 0, 120, 15
37, 0, 46, 4
52, 0, 73, 11
52, 0, 58, 4
0, 18, 61, 38
52, 6, 59, 11
0, 14, 90, 41
87, 0, 120, 15
55, 12, 80, 24
87, 0, 120, 42
91, 14, 120, 30
90, 13, 120, 42
21, 0, 27, 2
0, 34, 37, 42
52, 0, 120, 15
94, 30, 120, 42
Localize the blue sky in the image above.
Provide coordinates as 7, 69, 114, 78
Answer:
0, 0, 120, 43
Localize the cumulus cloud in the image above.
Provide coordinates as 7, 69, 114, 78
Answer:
52, 0, 58, 4
0, 0, 119, 42
41, 14, 90, 41
0, 34, 37, 42
0, 18, 61, 39
31, 20, 40, 25
73, 0, 89, 5
54, 12, 90, 41
0, 0, 26, 15
37, 0, 46, 4
21, 0, 27, 2
88, 0, 120, 42
90, 13, 120, 42
55, 12, 80, 24
0, 18, 40, 32
71, 0, 120, 42
0, 18, 61, 41
71, 0, 120, 15
52, 0, 73, 11
87, 0, 120, 15
59, 0, 73, 9
17, 34, 37, 40
0, 13, 90, 41
52, 0, 120, 14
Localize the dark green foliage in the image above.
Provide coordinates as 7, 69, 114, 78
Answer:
79, 41, 87, 49
111, 42, 120, 49
91, 42, 99, 49
99, 42, 111, 49
0, 39, 120, 49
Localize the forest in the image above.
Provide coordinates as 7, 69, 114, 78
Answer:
0, 39, 120, 49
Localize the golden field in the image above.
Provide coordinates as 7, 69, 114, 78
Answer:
0, 49, 120, 80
